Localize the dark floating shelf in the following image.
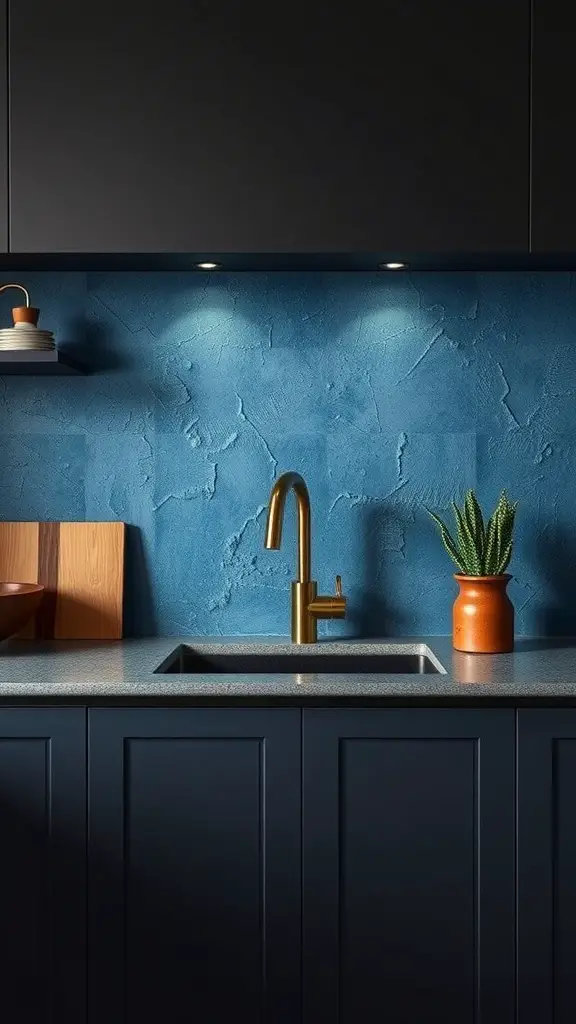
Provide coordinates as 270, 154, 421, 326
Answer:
0, 350, 88, 375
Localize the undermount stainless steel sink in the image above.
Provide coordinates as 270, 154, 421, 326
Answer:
155, 645, 444, 675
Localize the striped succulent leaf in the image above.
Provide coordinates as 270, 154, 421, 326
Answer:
484, 491, 517, 574
496, 540, 513, 575
425, 510, 466, 573
463, 490, 485, 561
452, 502, 482, 575
428, 489, 517, 577
483, 513, 499, 574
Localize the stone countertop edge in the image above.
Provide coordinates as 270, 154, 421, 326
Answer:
0, 636, 574, 700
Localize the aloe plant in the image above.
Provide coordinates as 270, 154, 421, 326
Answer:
427, 490, 518, 576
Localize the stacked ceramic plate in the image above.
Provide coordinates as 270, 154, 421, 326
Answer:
0, 321, 55, 351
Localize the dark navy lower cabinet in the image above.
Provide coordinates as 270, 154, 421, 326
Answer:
0, 708, 86, 1022
59, 702, 576, 1024
302, 709, 516, 1024
517, 710, 576, 1024
88, 708, 301, 1024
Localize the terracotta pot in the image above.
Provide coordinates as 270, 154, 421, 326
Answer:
453, 574, 514, 654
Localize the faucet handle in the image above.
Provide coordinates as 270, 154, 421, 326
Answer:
308, 575, 347, 622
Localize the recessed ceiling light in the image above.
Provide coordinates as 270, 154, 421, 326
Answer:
379, 261, 408, 270
196, 261, 221, 270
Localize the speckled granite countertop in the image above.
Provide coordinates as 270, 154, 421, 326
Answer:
0, 635, 575, 703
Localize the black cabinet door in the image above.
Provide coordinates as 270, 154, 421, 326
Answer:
88, 708, 301, 1024
532, 1, 576, 250
0, 708, 86, 1022
517, 710, 576, 1024
303, 708, 515, 1024
0, 1, 7, 251
9, 0, 528, 254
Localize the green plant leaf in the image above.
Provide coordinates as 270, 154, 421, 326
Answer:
463, 490, 485, 561
427, 492, 517, 576
452, 501, 482, 575
494, 492, 517, 571
483, 514, 499, 574
491, 505, 504, 577
497, 540, 513, 575
426, 509, 466, 572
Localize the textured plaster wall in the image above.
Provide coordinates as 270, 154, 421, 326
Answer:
0, 271, 575, 636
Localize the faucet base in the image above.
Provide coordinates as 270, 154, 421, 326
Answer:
291, 581, 318, 643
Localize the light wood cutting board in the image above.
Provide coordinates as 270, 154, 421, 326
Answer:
0, 521, 125, 639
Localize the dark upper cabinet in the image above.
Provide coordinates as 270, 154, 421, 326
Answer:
517, 710, 576, 1024
9, 0, 529, 254
88, 708, 301, 1024
0, 708, 86, 1022
0, 1, 7, 251
303, 709, 516, 1024
531, 1, 576, 251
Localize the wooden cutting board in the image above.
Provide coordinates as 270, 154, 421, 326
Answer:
0, 522, 125, 639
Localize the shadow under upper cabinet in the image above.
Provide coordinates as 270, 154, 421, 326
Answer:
155, 647, 441, 675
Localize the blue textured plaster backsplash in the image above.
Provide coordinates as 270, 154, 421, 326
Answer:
0, 271, 575, 636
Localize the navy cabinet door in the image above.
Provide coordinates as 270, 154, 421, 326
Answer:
303, 709, 515, 1024
9, 0, 527, 254
517, 710, 576, 1024
88, 708, 301, 1024
0, 708, 86, 1022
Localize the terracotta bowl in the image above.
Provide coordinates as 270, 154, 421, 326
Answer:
0, 583, 44, 640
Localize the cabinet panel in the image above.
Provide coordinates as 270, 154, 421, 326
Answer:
517, 710, 576, 1024
88, 708, 300, 1024
303, 709, 515, 1024
0, 1, 7, 250
532, 1, 576, 250
10, 0, 528, 254
0, 708, 86, 1022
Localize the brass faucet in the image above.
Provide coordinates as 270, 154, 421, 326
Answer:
264, 471, 346, 643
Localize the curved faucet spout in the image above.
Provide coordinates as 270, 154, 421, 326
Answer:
265, 471, 346, 642
264, 471, 311, 582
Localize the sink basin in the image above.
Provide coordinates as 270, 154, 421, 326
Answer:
155, 645, 443, 675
